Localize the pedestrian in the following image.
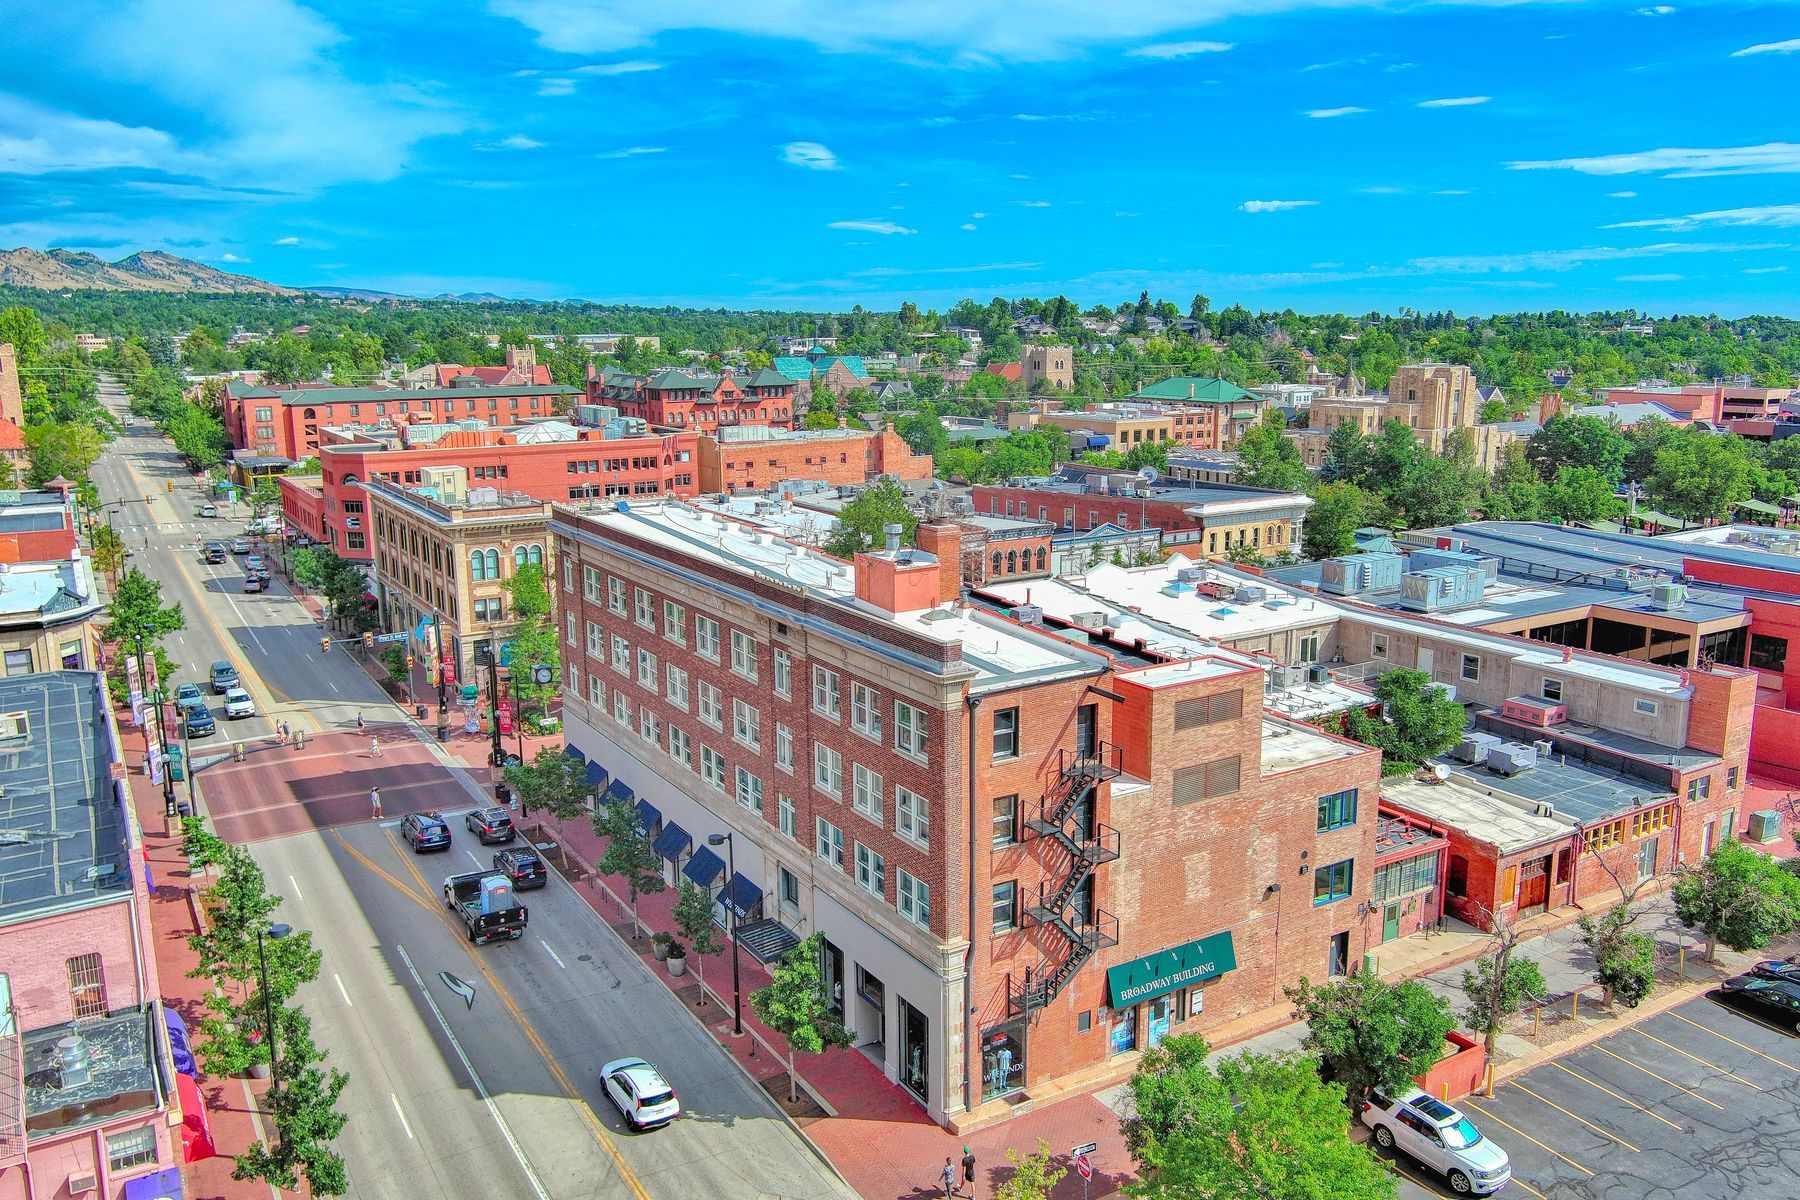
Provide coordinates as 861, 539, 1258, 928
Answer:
961, 1147, 976, 1199
370, 786, 382, 819
278, 719, 289, 744
941, 1157, 957, 1199
357, 710, 366, 729
370, 735, 381, 758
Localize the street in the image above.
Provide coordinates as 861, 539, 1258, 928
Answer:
95, 379, 856, 1200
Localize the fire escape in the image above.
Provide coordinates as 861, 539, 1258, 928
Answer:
1012, 742, 1122, 1014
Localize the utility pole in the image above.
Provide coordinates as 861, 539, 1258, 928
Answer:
477, 641, 504, 768
432, 613, 451, 743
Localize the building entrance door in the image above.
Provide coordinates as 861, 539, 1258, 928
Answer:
1146, 997, 1172, 1048
1382, 903, 1400, 943
1518, 858, 1550, 916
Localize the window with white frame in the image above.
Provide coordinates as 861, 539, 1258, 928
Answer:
636, 648, 657, 688
697, 680, 723, 729
1634, 697, 1659, 716
894, 700, 928, 760
855, 843, 885, 898
1460, 654, 1480, 682
775, 723, 793, 773
583, 565, 602, 601
851, 683, 883, 739
730, 630, 758, 681
812, 665, 841, 720
896, 785, 928, 849
695, 615, 721, 662
586, 620, 604, 657
813, 743, 842, 796
1542, 677, 1564, 702
566, 664, 581, 699
666, 664, 689, 709
733, 699, 761, 750
1371, 632, 1388, 659
563, 558, 575, 592
106, 1126, 158, 1172
853, 764, 883, 821
779, 794, 796, 839
612, 691, 630, 726
638, 707, 658, 744
736, 767, 764, 813
663, 600, 686, 644
667, 725, 691, 767
815, 817, 845, 868
634, 588, 655, 629
897, 871, 929, 930
587, 675, 604, 706
700, 745, 727, 792
566, 611, 578, 646
608, 576, 627, 615
773, 647, 792, 698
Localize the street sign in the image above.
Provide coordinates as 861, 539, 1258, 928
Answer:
1070, 1143, 1098, 1158
375, 632, 409, 644
1075, 1155, 1092, 1181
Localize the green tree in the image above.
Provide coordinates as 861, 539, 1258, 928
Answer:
1223, 541, 1264, 566
1302, 482, 1371, 560
104, 566, 186, 647
894, 402, 950, 459
1236, 412, 1310, 492
249, 476, 283, 514
995, 1139, 1067, 1200
1122, 1035, 1394, 1200
1528, 415, 1628, 484
801, 409, 841, 430
1320, 422, 1369, 484
823, 480, 919, 559
504, 616, 561, 717
1461, 919, 1546, 1060
165, 402, 227, 469
313, 549, 367, 625
289, 546, 324, 588
1577, 904, 1656, 1008
592, 795, 665, 928
1283, 974, 1455, 1106
672, 879, 725, 1003
90, 523, 128, 585
1543, 465, 1621, 524
1672, 841, 1800, 961
378, 645, 408, 686
503, 561, 553, 619
23, 421, 105, 487
1647, 430, 1752, 525
750, 933, 852, 1100
233, 1006, 350, 1196
1341, 667, 1467, 775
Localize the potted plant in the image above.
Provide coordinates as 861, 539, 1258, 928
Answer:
651, 931, 672, 961
666, 940, 688, 976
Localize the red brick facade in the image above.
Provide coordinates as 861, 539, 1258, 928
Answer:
973, 483, 1204, 544
588, 366, 798, 434
694, 426, 931, 494
224, 380, 576, 461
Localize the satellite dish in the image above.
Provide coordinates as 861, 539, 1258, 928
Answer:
1430, 763, 1452, 782
1137, 466, 1158, 483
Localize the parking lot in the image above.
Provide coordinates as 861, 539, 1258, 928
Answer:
1382, 990, 1800, 1199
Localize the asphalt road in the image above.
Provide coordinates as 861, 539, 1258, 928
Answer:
97, 388, 856, 1200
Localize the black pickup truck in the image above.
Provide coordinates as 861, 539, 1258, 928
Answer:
441, 871, 529, 944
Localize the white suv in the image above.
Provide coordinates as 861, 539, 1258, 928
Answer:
1361, 1087, 1511, 1194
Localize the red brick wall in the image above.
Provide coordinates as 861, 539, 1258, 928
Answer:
970, 485, 1204, 543
0, 900, 144, 1028
227, 388, 555, 459
696, 427, 930, 493
1413, 1031, 1486, 1101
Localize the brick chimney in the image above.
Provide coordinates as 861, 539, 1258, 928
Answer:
914, 522, 963, 604
854, 524, 942, 615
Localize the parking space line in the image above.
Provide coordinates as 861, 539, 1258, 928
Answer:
1589, 1044, 1724, 1110
1507, 1080, 1640, 1151
1545, 1061, 1683, 1131
1461, 1099, 1595, 1177
1668, 1010, 1800, 1072
1628, 1028, 1761, 1090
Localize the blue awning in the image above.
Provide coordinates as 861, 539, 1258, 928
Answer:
652, 822, 691, 861
123, 1168, 183, 1200
562, 743, 586, 764
585, 760, 609, 788
632, 796, 657, 830
604, 777, 635, 804
682, 847, 725, 888
723, 872, 764, 920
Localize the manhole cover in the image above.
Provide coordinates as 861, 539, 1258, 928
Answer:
578, 954, 593, 962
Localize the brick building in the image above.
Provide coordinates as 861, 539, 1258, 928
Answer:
694, 424, 931, 494
1124, 377, 1272, 449
223, 378, 579, 461
1021, 345, 1074, 392
553, 500, 1385, 1127
588, 366, 798, 434
398, 343, 552, 389
278, 418, 697, 563
0, 672, 183, 1200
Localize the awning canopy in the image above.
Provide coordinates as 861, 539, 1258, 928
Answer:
1632, 509, 1680, 528
652, 822, 691, 861
585, 760, 609, 788
124, 1166, 185, 1200
163, 1006, 196, 1078
632, 796, 657, 829
174, 1073, 216, 1165
603, 777, 635, 804
682, 847, 725, 888
723, 872, 764, 920
562, 743, 587, 764
1735, 498, 1782, 516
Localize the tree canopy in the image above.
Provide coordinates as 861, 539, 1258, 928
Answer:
1340, 667, 1468, 774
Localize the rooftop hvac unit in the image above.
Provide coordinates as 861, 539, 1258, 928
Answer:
1071, 611, 1108, 631
1532, 739, 1554, 757
1501, 696, 1567, 728
1452, 732, 1501, 764
1650, 582, 1688, 610
1275, 666, 1305, 690
1484, 742, 1539, 776
1746, 809, 1782, 843
1533, 801, 1555, 819
1235, 584, 1269, 603
1425, 681, 1457, 704
1010, 604, 1043, 625
1307, 664, 1331, 684
1177, 566, 1206, 583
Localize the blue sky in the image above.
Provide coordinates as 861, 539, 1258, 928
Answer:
4, 1, 1800, 314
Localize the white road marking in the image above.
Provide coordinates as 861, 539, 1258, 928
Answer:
541, 941, 567, 970
390, 1093, 415, 1140
396, 944, 551, 1200
289, 874, 304, 901
467, 850, 485, 868
327, 679, 341, 695
334, 973, 354, 1006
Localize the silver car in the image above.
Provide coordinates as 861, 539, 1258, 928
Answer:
1362, 1087, 1510, 1194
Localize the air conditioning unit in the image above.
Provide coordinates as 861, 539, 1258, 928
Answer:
1235, 584, 1269, 603
1307, 664, 1332, 684
1747, 809, 1782, 843
1484, 742, 1539, 776
66, 1175, 97, 1196
1533, 801, 1555, 819
1502, 696, 1567, 728
1071, 611, 1108, 631
1452, 733, 1500, 764
1650, 582, 1688, 611
1532, 739, 1554, 758
1425, 681, 1457, 704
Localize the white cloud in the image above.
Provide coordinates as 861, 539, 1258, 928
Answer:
827, 219, 914, 235
1509, 142, 1800, 178
781, 141, 839, 170
1360, 185, 1405, 194
1009, 173, 1031, 180
1013, 113, 1048, 121
1608, 190, 1638, 197
537, 77, 577, 96
1433, 189, 1471, 195
275, 236, 301, 245
1016, 200, 1051, 207
218, 252, 248, 263
1635, 5, 1676, 15
1604, 204, 1800, 231
1114, 210, 1141, 217
598, 145, 666, 159
0, 94, 191, 176
1745, 265, 1789, 273
850, 260, 1041, 277
574, 59, 662, 75
970, 211, 987, 219
960, 223, 977, 230
1409, 241, 1777, 274
1126, 40, 1232, 59
1239, 199, 1318, 212
1418, 96, 1490, 108
495, 134, 544, 150
1731, 38, 1800, 57
1617, 273, 1683, 282
1306, 106, 1366, 118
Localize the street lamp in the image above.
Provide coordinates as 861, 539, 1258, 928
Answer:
134, 627, 177, 817
475, 641, 505, 768
256, 922, 293, 1147
706, 832, 744, 1037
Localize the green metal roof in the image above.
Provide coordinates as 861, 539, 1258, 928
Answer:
1129, 377, 1259, 404
771, 356, 815, 381
745, 367, 796, 387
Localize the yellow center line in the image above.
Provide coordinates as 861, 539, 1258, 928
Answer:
1663, 1007, 1800, 1072
1589, 1044, 1725, 1111
1628, 1028, 1762, 1089
1545, 1061, 1683, 1131
1460, 1099, 1596, 1177
327, 828, 436, 913
1507, 1081, 1640, 1151
388, 831, 652, 1200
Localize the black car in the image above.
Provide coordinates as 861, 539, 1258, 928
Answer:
465, 807, 517, 844
493, 848, 547, 890
209, 661, 239, 693
203, 541, 227, 564
1750, 958, 1800, 985
179, 699, 216, 737
1719, 972, 1800, 1032
399, 812, 452, 852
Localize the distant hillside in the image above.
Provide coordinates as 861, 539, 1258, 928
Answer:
0, 247, 297, 294
302, 285, 411, 300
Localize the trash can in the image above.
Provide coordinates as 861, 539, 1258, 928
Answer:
437, 725, 450, 743
416, 704, 428, 720
495, 782, 512, 805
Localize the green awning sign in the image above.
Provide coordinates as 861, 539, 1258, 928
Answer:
1107, 931, 1237, 1007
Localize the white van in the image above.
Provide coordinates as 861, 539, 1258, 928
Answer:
1361, 1087, 1511, 1194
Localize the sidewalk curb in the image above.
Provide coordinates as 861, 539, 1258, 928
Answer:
1487, 972, 1717, 1091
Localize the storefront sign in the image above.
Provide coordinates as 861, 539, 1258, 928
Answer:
1106, 931, 1237, 1007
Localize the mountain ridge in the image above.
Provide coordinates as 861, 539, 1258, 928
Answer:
0, 247, 298, 295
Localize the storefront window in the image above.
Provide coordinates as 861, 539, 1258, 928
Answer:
821, 939, 845, 1017
900, 1000, 929, 1101
1110, 1007, 1137, 1056
981, 1024, 1023, 1100
1145, 996, 1173, 1048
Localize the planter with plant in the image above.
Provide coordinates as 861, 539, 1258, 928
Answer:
651, 931, 672, 961
666, 941, 688, 976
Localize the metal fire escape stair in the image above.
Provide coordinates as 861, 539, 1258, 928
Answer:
1012, 745, 1122, 1015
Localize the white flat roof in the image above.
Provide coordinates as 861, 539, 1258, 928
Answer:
1383, 776, 1572, 853
1261, 718, 1364, 775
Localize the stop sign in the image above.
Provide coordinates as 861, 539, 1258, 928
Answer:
1075, 1155, 1092, 1180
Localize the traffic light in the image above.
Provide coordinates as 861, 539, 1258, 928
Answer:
165, 480, 174, 493
320, 635, 331, 653
362, 631, 374, 650
406, 653, 415, 669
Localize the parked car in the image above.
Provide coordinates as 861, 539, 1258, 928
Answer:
1361, 1087, 1511, 1195
252, 565, 272, 581
465, 807, 516, 845
198, 503, 218, 518
492, 848, 547, 890
229, 537, 250, 554
601, 1058, 680, 1130
1720, 972, 1800, 1032
209, 661, 239, 693
178, 700, 216, 737
223, 687, 255, 719
1749, 958, 1800, 986
441, 870, 529, 944
174, 683, 205, 708
242, 576, 265, 593
399, 812, 452, 852
203, 541, 227, 564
